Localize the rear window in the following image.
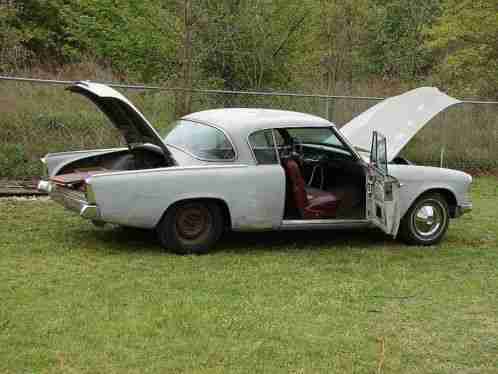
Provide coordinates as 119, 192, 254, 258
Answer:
164, 120, 235, 160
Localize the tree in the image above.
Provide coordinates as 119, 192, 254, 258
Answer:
293, 0, 371, 95
365, 0, 442, 80
425, 0, 498, 97
0, 1, 30, 72
197, 0, 308, 90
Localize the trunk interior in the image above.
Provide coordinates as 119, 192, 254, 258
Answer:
50, 146, 172, 189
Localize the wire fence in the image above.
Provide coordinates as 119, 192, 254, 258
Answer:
0, 75, 497, 179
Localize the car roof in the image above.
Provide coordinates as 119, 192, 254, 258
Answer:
182, 108, 334, 136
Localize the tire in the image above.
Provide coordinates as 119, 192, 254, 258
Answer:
398, 192, 450, 246
156, 200, 224, 254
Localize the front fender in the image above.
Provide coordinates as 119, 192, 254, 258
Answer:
389, 165, 471, 218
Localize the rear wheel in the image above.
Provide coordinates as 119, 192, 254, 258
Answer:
157, 200, 224, 254
398, 192, 449, 245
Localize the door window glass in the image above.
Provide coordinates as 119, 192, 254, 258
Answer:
249, 130, 278, 164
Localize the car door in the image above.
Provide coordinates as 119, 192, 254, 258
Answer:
367, 131, 401, 236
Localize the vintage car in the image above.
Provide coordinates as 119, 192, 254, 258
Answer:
38, 82, 472, 254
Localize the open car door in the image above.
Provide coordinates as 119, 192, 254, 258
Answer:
367, 131, 401, 236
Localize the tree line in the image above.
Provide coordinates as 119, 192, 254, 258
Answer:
1, 0, 497, 107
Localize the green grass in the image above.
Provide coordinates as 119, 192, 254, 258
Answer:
0, 177, 497, 373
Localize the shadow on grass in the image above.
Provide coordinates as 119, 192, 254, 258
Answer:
85, 224, 395, 255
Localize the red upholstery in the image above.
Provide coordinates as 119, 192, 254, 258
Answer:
282, 159, 339, 219
283, 158, 308, 211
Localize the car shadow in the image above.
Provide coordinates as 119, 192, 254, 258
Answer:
87, 225, 396, 255
217, 228, 396, 254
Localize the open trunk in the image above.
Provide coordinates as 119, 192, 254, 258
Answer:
48, 146, 171, 189
47, 81, 177, 190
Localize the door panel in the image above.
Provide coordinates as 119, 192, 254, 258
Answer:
367, 131, 401, 236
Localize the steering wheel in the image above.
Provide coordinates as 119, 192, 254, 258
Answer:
290, 137, 304, 162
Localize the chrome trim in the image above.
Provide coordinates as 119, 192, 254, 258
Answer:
272, 129, 281, 164
280, 219, 371, 230
246, 129, 280, 165
164, 119, 239, 162
333, 126, 364, 162
37, 180, 52, 193
80, 204, 100, 220
49, 185, 100, 220
89, 163, 249, 178
51, 185, 86, 210
455, 203, 472, 217
413, 203, 443, 237
45, 147, 127, 157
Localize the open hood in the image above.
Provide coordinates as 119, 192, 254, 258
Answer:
340, 87, 461, 162
68, 81, 172, 158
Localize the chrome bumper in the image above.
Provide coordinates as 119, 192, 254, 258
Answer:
455, 203, 472, 218
38, 181, 101, 221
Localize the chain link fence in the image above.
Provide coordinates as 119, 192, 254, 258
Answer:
0, 76, 497, 178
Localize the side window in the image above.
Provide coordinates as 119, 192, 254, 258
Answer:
249, 130, 278, 164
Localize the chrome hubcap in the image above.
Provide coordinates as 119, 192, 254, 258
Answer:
413, 201, 444, 238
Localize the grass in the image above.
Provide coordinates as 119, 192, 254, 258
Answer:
0, 177, 497, 373
1, 79, 497, 178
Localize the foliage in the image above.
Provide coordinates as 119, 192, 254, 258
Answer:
0, 0, 31, 73
292, 0, 372, 94
425, 0, 498, 97
365, 0, 443, 80
197, 0, 309, 90
5, 0, 179, 82
0, 0, 496, 95
63, 0, 180, 82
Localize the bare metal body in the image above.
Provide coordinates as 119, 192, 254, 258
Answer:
38, 82, 472, 251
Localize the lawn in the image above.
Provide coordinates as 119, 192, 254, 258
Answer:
0, 177, 497, 373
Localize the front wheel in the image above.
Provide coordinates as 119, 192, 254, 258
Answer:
398, 192, 449, 246
156, 200, 224, 254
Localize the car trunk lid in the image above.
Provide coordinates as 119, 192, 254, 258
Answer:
68, 81, 174, 163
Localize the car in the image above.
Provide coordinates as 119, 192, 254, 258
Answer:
38, 81, 472, 254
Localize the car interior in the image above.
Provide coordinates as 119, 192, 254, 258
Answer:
274, 128, 367, 221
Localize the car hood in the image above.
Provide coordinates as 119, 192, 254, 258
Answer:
68, 81, 172, 159
340, 87, 461, 162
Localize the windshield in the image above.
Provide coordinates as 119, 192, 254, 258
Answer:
163, 120, 235, 160
286, 128, 348, 149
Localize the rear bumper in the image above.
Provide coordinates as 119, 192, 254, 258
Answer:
38, 180, 101, 221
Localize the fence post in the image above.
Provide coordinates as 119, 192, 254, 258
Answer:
324, 98, 334, 121
440, 146, 445, 168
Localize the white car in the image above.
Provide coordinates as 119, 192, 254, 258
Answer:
38, 82, 472, 254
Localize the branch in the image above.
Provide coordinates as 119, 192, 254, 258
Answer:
272, 13, 307, 59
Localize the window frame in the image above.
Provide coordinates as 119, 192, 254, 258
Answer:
163, 119, 238, 162
247, 129, 281, 165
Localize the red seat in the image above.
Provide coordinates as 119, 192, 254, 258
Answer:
282, 159, 339, 219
